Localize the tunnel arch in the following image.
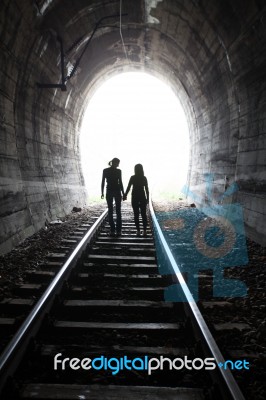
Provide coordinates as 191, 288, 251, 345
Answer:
78, 69, 191, 202
0, 0, 266, 252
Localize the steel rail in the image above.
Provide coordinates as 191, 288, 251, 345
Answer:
149, 199, 245, 400
0, 207, 108, 392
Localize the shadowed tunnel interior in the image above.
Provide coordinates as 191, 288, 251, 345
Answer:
0, 0, 266, 253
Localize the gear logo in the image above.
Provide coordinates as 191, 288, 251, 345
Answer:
154, 174, 249, 301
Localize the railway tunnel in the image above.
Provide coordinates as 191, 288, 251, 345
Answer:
1, 0, 266, 254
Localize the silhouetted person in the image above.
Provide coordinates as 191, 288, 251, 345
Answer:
101, 158, 124, 236
124, 164, 149, 236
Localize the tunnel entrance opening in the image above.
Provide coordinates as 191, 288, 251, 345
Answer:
80, 72, 189, 203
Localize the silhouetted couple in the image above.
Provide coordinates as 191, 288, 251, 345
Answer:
101, 158, 149, 237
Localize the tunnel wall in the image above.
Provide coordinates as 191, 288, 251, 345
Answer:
0, 0, 266, 253
0, 1, 87, 253
176, 1, 266, 245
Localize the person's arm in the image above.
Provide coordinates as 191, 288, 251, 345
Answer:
124, 176, 133, 199
119, 170, 125, 196
101, 170, 106, 199
144, 177, 149, 203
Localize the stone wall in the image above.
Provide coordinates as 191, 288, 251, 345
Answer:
0, 1, 87, 253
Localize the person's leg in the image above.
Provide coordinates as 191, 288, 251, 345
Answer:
106, 192, 115, 234
114, 192, 122, 234
132, 199, 140, 234
140, 200, 148, 235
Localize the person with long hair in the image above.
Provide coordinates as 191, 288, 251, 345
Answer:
124, 164, 149, 236
101, 157, 125, 236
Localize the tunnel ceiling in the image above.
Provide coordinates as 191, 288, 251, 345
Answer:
1, 0, 266, 252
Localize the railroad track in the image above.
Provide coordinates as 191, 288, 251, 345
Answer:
0, 202, 245, 399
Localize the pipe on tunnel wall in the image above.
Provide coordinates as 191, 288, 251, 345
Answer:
0, 0, 266, 253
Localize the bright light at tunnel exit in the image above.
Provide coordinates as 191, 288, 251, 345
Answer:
80, 72, 189, 203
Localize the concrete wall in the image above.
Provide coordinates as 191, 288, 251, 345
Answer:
178, 0, 266, 245
0, 1, 87, 253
